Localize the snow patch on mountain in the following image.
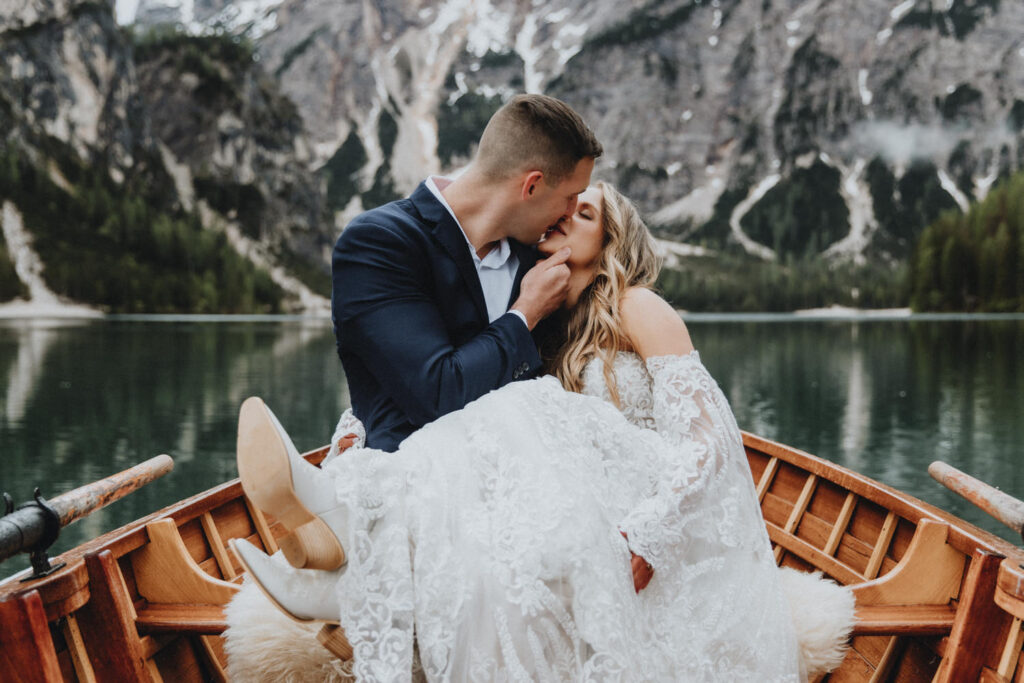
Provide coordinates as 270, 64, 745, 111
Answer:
2, 202, 59, 305
825, 159, 877, 265
858, 70, 873, 106
730, 176, 780, 261
516, 12, 543, 93
937, 168, 970, 213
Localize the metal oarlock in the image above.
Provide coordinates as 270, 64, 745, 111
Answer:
0, 455, 175, 580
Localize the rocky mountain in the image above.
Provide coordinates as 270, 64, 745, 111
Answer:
0, 0, 332, 312
2, 0, 1021, 311
130, 0, 1024, 273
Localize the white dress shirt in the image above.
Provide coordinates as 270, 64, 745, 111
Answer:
425, 177, 527, 326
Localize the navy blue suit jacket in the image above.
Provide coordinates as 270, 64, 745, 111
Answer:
332, 182, 545, 452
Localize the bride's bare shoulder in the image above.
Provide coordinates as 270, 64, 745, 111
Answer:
619, 287, 694, 359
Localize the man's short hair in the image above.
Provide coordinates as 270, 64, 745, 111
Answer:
475, 94, 603, 185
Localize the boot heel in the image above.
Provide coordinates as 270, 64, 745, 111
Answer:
279, 518, 346, 570
237, 396, 347, 571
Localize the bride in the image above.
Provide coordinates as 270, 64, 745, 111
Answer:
229, 182, 850, 681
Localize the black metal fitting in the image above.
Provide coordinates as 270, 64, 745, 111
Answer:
0, 488, 66, 579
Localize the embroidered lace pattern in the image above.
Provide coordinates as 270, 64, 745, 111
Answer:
319, 352, 801, 681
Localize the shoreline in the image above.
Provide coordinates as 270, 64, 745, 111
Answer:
2, 300, 1022, 322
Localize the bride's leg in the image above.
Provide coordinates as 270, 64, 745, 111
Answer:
236, 397, 350, 570
229, 538, 342, 623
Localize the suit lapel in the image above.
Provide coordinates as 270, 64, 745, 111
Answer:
411, 183, 489, 323
507, 239, 538, 308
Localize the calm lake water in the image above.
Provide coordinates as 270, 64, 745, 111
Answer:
1, 315, 1022, 578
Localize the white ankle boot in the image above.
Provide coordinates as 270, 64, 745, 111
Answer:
237, 397, 350, 570
229, 538, 342, 623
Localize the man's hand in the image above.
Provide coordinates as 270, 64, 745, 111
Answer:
621, 531, 654, 593
511, 247, 571, 329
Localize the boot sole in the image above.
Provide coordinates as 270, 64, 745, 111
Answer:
237, 397, 346, 570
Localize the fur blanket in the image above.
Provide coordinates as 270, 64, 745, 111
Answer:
223, 567, 854, 681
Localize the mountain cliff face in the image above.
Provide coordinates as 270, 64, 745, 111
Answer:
132, 0, 1023, 270
3, 0, 1021, 310
0, 0, 332, 311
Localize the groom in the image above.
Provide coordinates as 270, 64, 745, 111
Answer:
332, 94, 603, 451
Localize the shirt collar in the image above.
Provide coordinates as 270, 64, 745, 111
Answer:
425, 176, 513, 269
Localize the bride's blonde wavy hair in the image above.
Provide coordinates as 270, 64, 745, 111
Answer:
545, 181, 661, 405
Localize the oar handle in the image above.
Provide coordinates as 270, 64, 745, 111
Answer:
50, 455, 174, 527
1, 455, 174, 567
929, 461, 1024, 541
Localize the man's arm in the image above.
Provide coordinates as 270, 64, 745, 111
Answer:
333, 220, 543, 425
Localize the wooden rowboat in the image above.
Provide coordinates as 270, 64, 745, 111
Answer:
2, 433, 1023, 682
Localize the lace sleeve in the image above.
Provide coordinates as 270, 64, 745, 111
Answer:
321, 408, 366, 466
618, 352, 753, 569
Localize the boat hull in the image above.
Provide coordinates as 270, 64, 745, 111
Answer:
1, 435, 1022, 682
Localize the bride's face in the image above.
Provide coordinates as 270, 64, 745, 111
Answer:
537, 186, 604, 274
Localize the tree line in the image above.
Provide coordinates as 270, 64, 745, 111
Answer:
908, 170, 1024, 312
658, 168, 1024, 313
0, 143, 282, 313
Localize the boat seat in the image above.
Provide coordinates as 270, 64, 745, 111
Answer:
852, 603, 956, 636
135, 603, 229, 635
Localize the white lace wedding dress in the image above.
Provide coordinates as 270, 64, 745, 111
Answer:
319, 351, 802, 681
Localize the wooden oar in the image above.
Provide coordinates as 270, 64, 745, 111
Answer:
929, 461, 1024, 543
1, 455, 174, 570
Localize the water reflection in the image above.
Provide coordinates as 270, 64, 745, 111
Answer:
692, 318, 1024, 543
0, 319, 348, 577
1, 316, 1021, 579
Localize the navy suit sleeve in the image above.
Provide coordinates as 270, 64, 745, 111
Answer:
333, 219, 542, 426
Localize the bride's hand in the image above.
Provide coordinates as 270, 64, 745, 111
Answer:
620, 531, 654, 593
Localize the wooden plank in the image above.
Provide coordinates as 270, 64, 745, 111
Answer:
936, 550, 1014, 682
887, 517, 917, 566
769, 461, 812, 508
146, 658, 166, 682
853, 604, 956, 636
198, 635, 228, 682
997, 618, 1023, 678
200, 512, 235, 580
762, 491, 796, 528
178, 518, 213, 566
826, 644, 876, 682
198, 557, 223, 579
135, 603, 228, 635
776, 474, 819, 562
244, 496, 280, 554
140, 634, 177, 660
0, 590, 64, 683
982, 667, 1012, 683
756, 456, 779, 503
150, 635, 205, 683
794, 509, 832, 550
899, 637, 945, 682
865, 511, 898, 580
77, 550, 150, 681
746, 449, 770, 486
787, 475, 819, 532
805, 477, 849, 523
868, 636, 903, 683
766, 521, 864, 585
825, 492, 857, 556
61, 612, 98, 682
835, 532, 874, 576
